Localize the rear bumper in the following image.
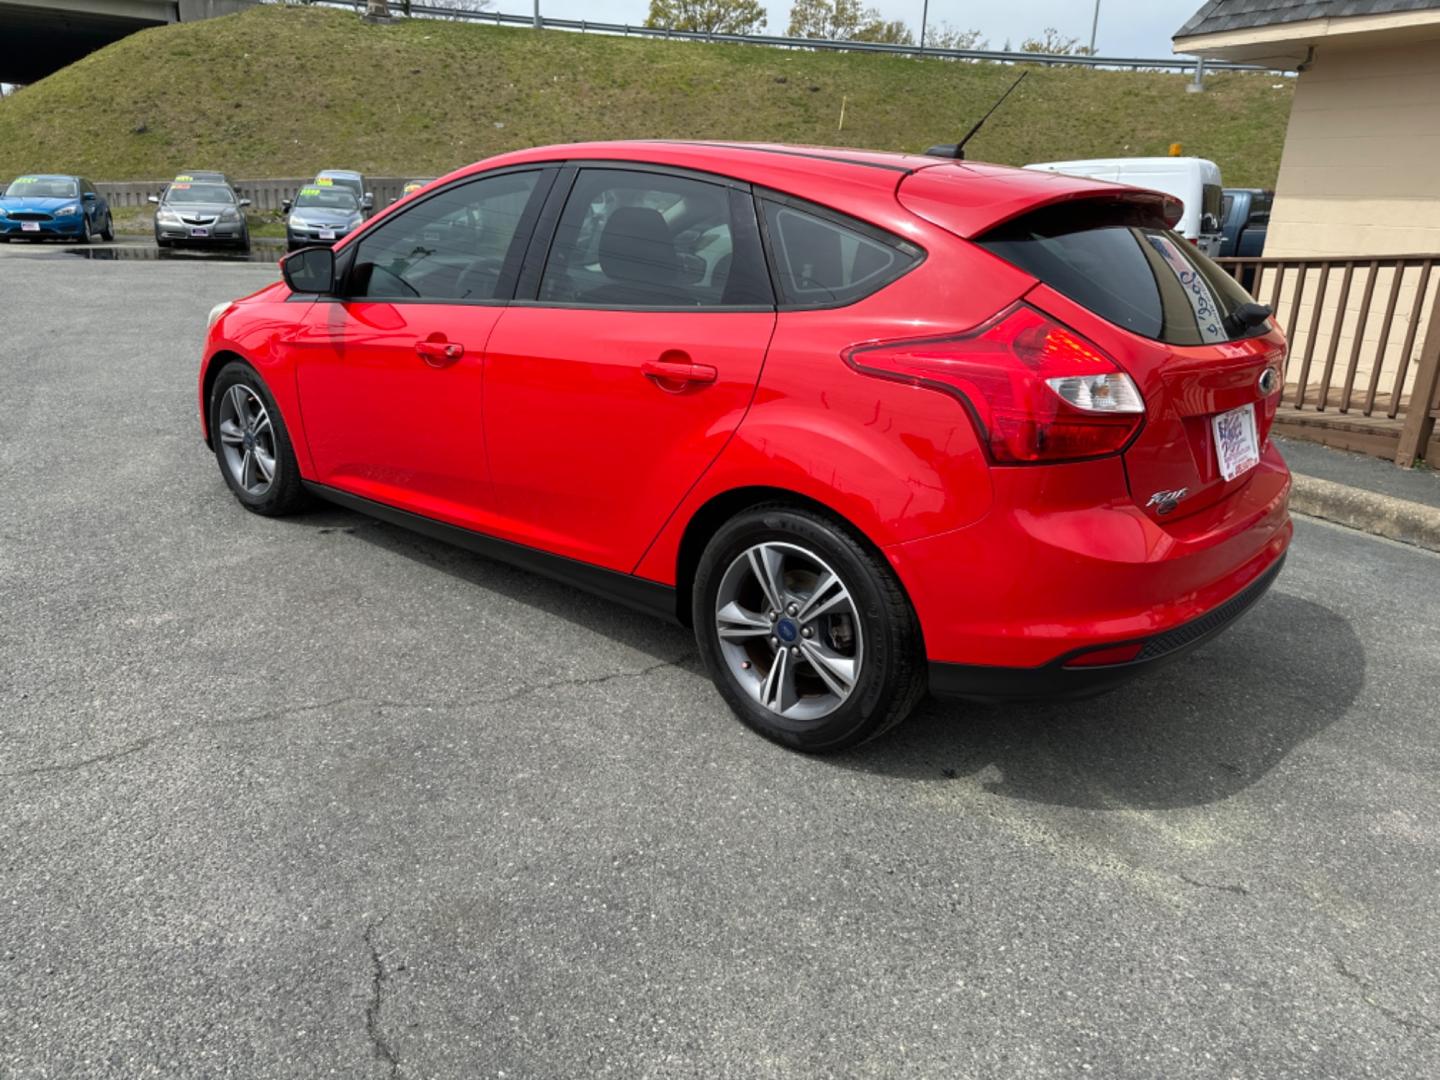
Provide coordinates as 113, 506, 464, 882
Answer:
928, 552, 1285, 701
890, 441, 1292, 671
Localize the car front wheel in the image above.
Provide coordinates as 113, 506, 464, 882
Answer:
693, 505, 927, 753
208, 361, 309, 516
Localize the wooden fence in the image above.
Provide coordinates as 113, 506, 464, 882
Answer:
1218, 254, 1440, 467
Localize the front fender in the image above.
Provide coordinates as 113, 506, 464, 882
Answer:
199, 287, 315, 476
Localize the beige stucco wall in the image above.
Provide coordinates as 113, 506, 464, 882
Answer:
1265, 38, 1440, 257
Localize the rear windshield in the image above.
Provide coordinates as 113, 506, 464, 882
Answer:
979, 202, 1261, 346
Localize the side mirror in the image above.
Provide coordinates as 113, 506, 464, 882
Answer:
239, 198, 252, 208
281, 246, 335, 295
83, 191, 97, 201
148, 195, 160, 204
1201, 212, 1220, 233
281, 198, 293, 211
362, 193, 374, 210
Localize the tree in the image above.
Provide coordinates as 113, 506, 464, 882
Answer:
645, 0, 767, 35
787, 0, 911, 44
853, 17, 913, 45
1020, 27, 1095, 55
427, 0, 496, 20
925, 23, 986, 51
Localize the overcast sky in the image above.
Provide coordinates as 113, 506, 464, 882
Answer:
501, 0, 1205, 56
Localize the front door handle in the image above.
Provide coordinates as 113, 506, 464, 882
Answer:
416, 337, 463, 366
641, 355, 717, 390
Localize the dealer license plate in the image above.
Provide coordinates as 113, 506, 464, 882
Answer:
319, 229, 336, 240
1213, 403, 1261, 482
21, 222, 40, 232
190, 227, 209, 238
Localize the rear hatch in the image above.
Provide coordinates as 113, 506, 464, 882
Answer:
973, 197, 1285, 525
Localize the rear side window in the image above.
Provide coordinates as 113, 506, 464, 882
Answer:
539, 168, 771, 308
761, 199, 919, 307
979, 201, 1260, 346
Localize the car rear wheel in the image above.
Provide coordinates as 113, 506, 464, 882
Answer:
693, 505, 927, 753
209, 361, 309, 516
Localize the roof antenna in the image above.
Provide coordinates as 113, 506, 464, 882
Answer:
925, 71, 1029, 161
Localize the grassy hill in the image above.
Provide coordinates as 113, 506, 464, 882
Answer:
0, 5, 1292, 187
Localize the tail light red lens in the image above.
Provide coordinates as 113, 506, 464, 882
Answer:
845, 304, 1145, 463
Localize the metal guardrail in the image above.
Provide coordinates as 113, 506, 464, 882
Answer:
317, 1, 1282, 74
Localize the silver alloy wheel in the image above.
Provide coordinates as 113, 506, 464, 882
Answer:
216, 383, 277, 496
714, 541, 864, 722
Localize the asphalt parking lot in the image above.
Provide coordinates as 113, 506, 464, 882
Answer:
3, 242, 1440, 1079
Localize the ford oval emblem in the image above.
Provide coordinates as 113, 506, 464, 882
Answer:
1258, 367, 1280, 396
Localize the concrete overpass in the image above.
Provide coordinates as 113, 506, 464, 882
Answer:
0, 0, 251, 84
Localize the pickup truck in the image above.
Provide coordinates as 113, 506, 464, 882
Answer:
1218, 188, 1272, 259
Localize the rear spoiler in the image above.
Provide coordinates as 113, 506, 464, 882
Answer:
898, 163, 1183, 240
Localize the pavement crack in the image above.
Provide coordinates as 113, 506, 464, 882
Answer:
4, 696, 358, 778
364, 917, 400, 1079
1177, 872, 1251, 896
1333, 953, 1440, 1039
3, 655, 693, 777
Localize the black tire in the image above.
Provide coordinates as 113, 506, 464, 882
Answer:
77, 221, 92, 244
693, 504, 927, 753
208, 361, 310, 516
100, 213, 114, 242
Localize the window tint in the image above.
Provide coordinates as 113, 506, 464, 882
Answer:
539, 169, 771, 308
979, 201, 1262, 346
350, 171, 541, 302
1221, 194, 1234, 224
761, 200, 917, 307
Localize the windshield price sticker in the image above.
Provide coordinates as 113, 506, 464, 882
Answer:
299, 187, 322, 197
172, 183, 191, 190
12, 176, 39, 185
316, 177, 334, 185
174, 174, 193, 182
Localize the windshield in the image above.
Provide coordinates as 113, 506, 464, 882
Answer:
165, 183, 234, 205
317, 176, 361, 195
295, 187, 359, 211
5, 176, 78, 199
979, 201, 1261, 346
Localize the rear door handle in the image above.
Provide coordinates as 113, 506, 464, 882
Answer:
641, 357, 717, 388
416, 338, 463, 365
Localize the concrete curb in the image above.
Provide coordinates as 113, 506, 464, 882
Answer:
1290, 473, 1440, 553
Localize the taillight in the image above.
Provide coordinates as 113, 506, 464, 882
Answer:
844, 304, 1145, 463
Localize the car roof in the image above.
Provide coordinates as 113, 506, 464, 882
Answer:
423, 140, 1148, 241
10, 173, 79, 180
317, 170, 363, 180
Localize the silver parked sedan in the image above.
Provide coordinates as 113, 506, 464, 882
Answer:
150, 179, 251, 250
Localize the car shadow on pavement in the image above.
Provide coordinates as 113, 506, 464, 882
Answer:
297, 508, 697, 664
830, 591, 1365, 809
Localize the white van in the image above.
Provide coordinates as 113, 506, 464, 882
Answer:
1023, 157, 1225, 256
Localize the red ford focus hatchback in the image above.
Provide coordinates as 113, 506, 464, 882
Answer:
199, 141, 1291, 752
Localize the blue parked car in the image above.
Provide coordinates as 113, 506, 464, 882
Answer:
0, 174, 114, 243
